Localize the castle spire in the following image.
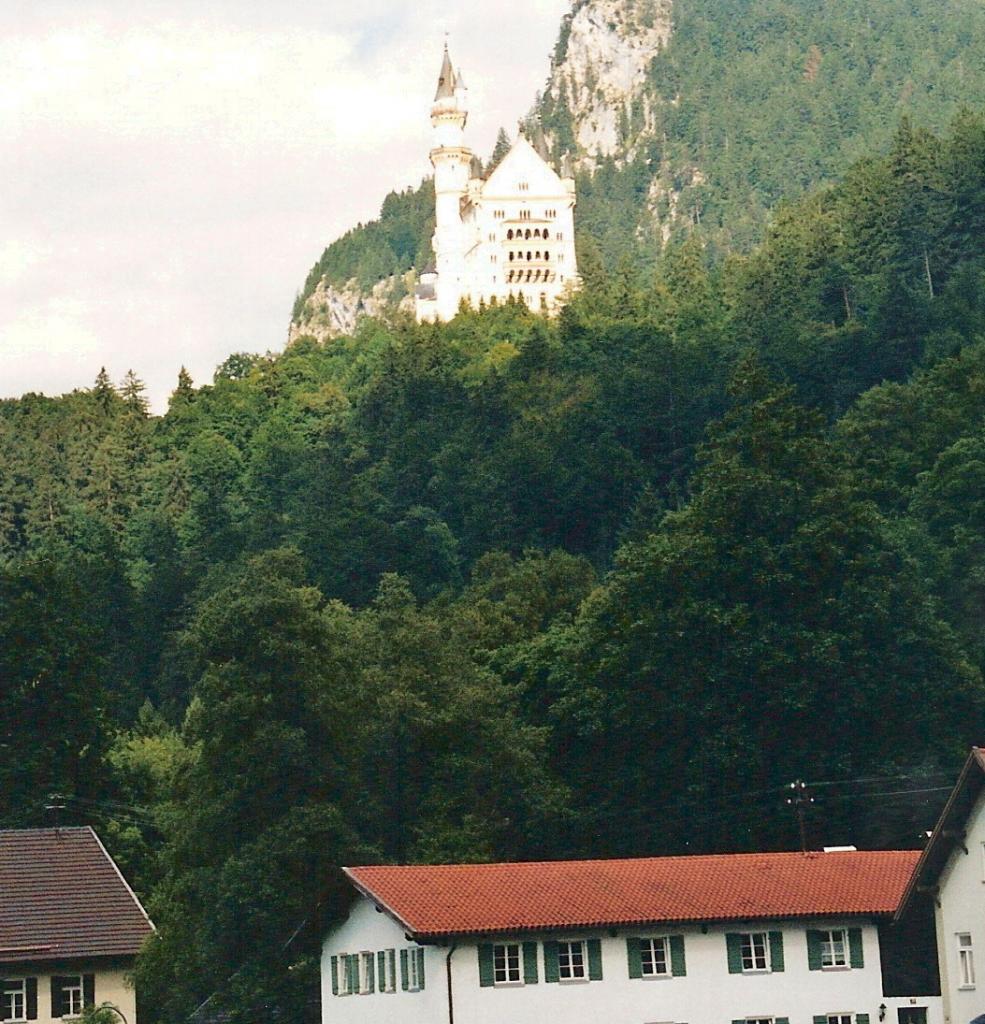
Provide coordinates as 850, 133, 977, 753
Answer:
434, 44, 457, 101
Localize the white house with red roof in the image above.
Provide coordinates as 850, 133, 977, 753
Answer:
0, 827, 154, 1024
321, 849, 942, 1024
896, 747, 985, 1024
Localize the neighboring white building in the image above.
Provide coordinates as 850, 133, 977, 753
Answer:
897, 747, 985, 1024
321, 850, 941, 1024
416, 46, 579, 323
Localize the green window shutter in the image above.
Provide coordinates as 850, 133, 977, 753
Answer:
669, 935, 686, 977
769, 931, 784, 972
856, 1016, 870, 1024
522, 941, 539, 984
26, 980, 37, 1022
388, 948, 396, 989
726, 933, 743, 973
82, 976, 95, 1009
378, 950, 386, 990
848, 927, 864, 968
807, 930, 823, 970
626, 937, 642, 979
544, 940, 560, 982
417, 947, 425, 989
813, 1016, 828, 1024
330, 957, 339, 996
400, 948, 409, 990
587, 938, 603, 980
732, 1019, 747, 1024
349, 954, 359, 993
50, 978, 65, 1018
478, 944, 494, 987
366, 954, 375, 994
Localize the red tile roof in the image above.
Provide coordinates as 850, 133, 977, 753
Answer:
0, 827, 154, 963
346, 850, 920, 938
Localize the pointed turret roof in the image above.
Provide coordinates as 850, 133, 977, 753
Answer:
456, 68, 467, 90
434, 45, 457, 101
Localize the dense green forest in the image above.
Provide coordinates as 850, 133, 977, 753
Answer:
5, 109, 985, 1023
295, 0, 985, 315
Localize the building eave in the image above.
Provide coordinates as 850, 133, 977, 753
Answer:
895, 747, 985, 923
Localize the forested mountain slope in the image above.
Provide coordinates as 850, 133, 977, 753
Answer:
293, 0, 985, 336
4, 110, 985, 1021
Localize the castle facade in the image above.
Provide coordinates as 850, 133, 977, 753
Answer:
415, 47, 579, 322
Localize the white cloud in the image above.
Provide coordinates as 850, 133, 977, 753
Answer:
0, 2, 571, 412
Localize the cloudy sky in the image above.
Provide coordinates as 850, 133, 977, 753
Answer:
1, 0, 570, 411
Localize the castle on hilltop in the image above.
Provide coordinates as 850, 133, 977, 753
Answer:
415, 46, 580, 322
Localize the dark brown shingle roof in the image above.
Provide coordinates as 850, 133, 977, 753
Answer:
0, 827, 153, 963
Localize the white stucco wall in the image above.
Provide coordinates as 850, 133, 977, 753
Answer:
936, 787, 985, 1024
323, 895, 941, 1024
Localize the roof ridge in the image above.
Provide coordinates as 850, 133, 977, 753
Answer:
347, 848, 917, 871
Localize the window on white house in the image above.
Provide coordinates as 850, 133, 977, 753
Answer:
959, 933, 976, 987
407, 947, 424, 991
641, 937, 671, 976
379, 948, 397, 992
741, 932, 770, 971
2, 980, 27, 1022
826, 1015, 853, 1024
358, 952, 374, 993
334, 953, 351, 995
745, 1018, 774, 1024
820, 929, 849, 968
493, 943, 522, 984
558, 940, 587, 980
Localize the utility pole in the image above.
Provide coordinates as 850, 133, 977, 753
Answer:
786, 780, 814, 853
44, 794, 66, 830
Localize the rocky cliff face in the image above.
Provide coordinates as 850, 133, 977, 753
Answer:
289, 273, 415, 345
545, 0, 672, 165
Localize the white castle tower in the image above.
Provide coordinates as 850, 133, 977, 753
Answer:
416, 45, 579, 322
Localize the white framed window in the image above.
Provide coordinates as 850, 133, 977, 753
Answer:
745, 1018, 774, 1024
741, 932, 770, 971
826, 1015, 853, 1024
60, 976, 84, 1017
2, 979, 27, 1022
558, 940, 587, 980
641, 937, 670, 977
493, 943, 522, 984
336, 953, 352, 995
407, 947, 423, 991
959, 932, 976, 988
358, 951, 374, 994
820, 929, 848, 968
379, 948, 397, 992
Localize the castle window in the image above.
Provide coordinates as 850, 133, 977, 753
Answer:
557, 232, 563, 240
525, 228, 531, 238
507, 229, 513, 240
545, 251, 550, 261
527, 252, 532, 261
518, 182, 529, 192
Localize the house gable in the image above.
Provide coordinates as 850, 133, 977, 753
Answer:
481, 137, 566, 200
